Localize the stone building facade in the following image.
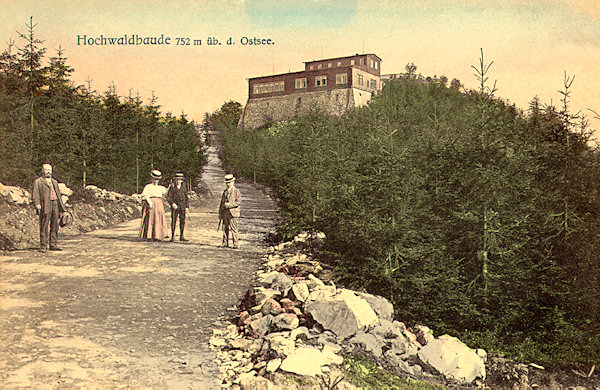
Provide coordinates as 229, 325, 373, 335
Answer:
238, 54, 382, 130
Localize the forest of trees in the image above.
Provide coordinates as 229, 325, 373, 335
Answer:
216, 63, 600, 365
0, 18, 203, 194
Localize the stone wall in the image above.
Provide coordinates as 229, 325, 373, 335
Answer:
239, 87, 373, 130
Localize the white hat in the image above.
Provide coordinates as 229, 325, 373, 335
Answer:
150, 169, 162, 179
224, 174, 235, 182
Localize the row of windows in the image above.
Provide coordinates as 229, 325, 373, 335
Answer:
356, 73, 378, 89
253, 81, 285, 95
254, 74, 350, 94
307, 57, 380, 71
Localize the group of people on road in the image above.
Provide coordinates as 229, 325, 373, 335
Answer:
32, 164, 241, 252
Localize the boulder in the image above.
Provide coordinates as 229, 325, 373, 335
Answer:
240, 375, 274, 390
347, 331, 385, 358
305, 289, 378, 339
356, 291, 394, 321
229, 338, 254, 351
386, 337, 410, 357
285, 252, 307, 265
416, 334, 486, 385
307, 273, 326, 289
130, 193, 144, 203
383, 349, 413, 376
266, 358, 282, 373
279, 298, 296, 311
272, 313, 299, 331
414, 325, 435, 345
7, 188, 31, 205
249, 315, 273, 337
265, 254, 284, 268
0, 182, 12, 196
261, 272, 293, 295
371, 319, 402, 339
267, 334, 296, 357
58, 182, 73, 196
290, 282, 310, 302
247, 339, 264, 354
279, 346, 342, 377
293, 231, 310, 243
305, 286, 336, 304
261, 298, 284, 316
290, 326, 311, 341
252, 288, 281, 312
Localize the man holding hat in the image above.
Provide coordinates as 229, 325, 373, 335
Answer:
167, 171, 189, 241
32, 163, 68, 251
218, 174, 241, 248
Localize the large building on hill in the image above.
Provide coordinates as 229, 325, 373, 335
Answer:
238, 53, 383, 129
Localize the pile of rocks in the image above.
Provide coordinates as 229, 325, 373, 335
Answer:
0, 183, 31, 206
85, 185, 136, 202
1, 181, 75, 206
209, 232, 487, 389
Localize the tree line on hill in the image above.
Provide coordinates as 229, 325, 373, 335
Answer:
0, 18, 203, 194
213, 60, 600, 366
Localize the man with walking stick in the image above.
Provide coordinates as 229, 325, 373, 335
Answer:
218, 174, 241, 249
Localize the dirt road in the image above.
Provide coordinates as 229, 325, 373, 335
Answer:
0, 147, 279, 389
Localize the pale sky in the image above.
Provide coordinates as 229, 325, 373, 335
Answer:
2, 0, 599, 136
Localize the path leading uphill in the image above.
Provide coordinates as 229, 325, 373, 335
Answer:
0, 147, 279, 389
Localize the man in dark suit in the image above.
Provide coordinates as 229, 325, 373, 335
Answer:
167, 172, 189, 241
32, 163, 67, 252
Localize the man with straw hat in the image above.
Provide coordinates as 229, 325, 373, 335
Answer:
218, 174, 241, 248
167, 171, 189, 242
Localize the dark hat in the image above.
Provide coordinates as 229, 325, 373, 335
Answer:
150, 169, 162, 179
224, 174, 235, 182
173, 172, 185, 180
59, 211, 74, 228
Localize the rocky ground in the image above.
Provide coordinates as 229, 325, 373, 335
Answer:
208, 234, 600, 390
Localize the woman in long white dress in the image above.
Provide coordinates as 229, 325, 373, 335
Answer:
138, 169, 169, 241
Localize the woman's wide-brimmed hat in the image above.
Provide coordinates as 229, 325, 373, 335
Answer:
150, 169, 162, 179
59, 210, 74, 228
224, 174, 235, 182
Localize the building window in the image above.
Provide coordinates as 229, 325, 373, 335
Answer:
370, 59, 375, 68
357, 74, 363, 85
350, 59, 355, 66
253, 81, 285, 95
309, 65, 314, 70
317, 64, 322, 69
295, 78, 307, 89
375, 61, 379, 70
315, 75, 327, 87
328, 63, 332, 68
370, 79, 377, 89
337, 61, 341, 66
335, 73, 348, 85
359, 58, 365, 66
